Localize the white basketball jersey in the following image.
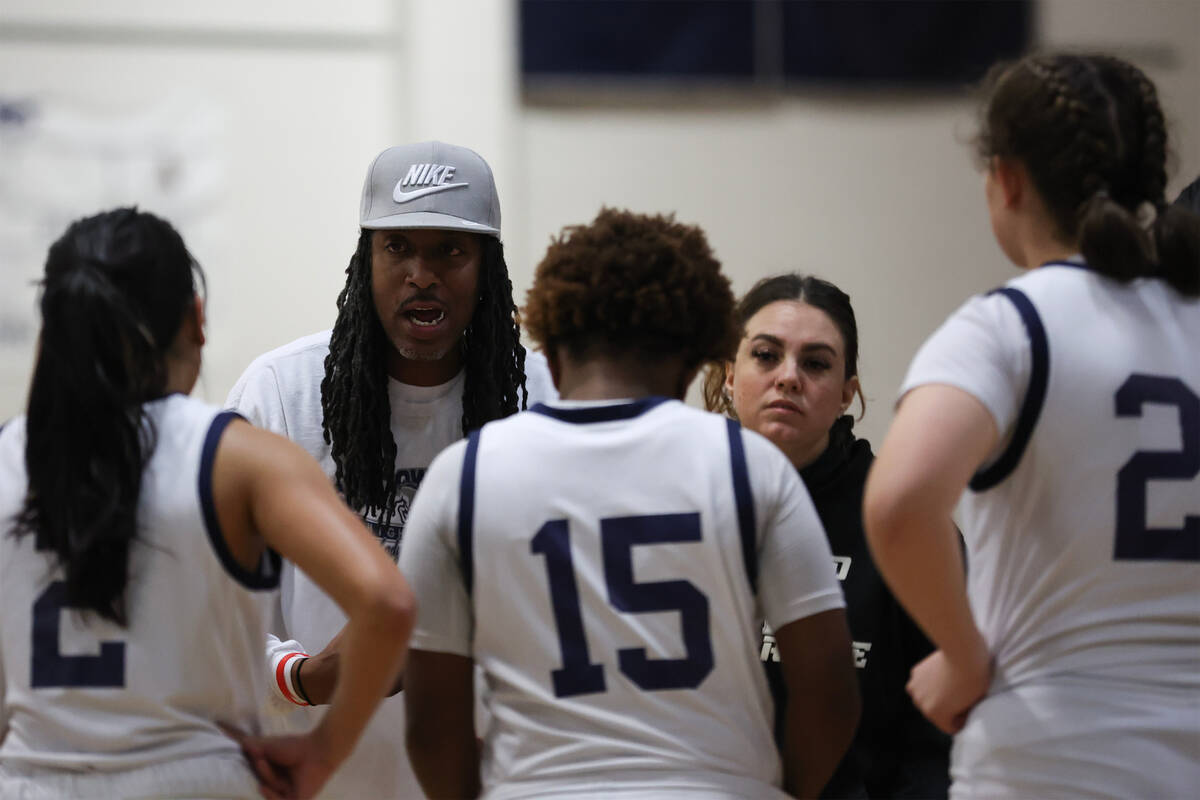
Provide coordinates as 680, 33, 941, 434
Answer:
903, 263, 1200, 797
400, 398, 845, 799
0, 395, 279, 787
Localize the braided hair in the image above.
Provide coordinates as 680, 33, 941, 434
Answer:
320, 230, 527, 527
977, 53, 1199, 296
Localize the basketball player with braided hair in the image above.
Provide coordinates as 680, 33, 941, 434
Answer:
227, 142, 555, 798
864, 53, 1200, 798
401, 208, 859, 799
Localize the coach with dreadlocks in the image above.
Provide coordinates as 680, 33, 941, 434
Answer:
227, 142, 555, 799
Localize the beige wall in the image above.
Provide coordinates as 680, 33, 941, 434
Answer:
1, 0, 1197, 450
511, 0, 1200, 447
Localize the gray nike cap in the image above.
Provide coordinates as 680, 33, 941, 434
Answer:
359, 141, 501, 238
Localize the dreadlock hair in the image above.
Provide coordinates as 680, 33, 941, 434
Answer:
977, 52, 1200, 296
17, 207, 201, 625
321, 229, 527, 527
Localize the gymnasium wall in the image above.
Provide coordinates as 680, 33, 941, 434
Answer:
1, 0, 1197, 449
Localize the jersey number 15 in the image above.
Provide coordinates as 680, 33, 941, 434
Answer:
532, 512, 714, 698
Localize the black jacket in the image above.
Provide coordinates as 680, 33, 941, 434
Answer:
762, 416, 950, 799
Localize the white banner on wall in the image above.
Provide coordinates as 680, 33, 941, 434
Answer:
0, 94, 225, 416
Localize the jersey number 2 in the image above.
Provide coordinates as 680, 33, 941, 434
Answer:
531, 512, 714, 698
31, 581, 126, 688
1114, 374, 1200, 561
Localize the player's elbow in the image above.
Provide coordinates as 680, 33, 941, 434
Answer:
863, 465, 926, 558
360, 569, 418, 645
384, 579, 418, 641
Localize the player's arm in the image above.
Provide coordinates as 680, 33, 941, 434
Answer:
214, 420, 416, 799
886, 550, 954, 798
404, 650, 480, 799
862, 384, 995, 734
226, 364, 392, 708
283, 624, 405, 708
225, 364, 326, 711
774, 609, 859, 798
754, 438, 860, 798
397, 444, 480, 799
284, 631, 339, 707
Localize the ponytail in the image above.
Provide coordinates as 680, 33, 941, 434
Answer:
1077, 193, 1155, 285
1078, 195, 1200, 297
16, 208, 198, 625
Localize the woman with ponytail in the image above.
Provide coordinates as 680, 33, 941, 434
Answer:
863, 53, 1199, 798
0, 208, 414, 800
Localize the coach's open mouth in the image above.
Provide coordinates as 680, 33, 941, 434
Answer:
405, 307, 446, 327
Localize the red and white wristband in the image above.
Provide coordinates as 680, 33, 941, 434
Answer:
275, 651, 312, 706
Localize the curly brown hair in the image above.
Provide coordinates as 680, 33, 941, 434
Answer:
524, 208, 737, 369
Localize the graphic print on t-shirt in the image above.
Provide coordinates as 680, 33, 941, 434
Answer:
760, 555, 870, 667
363, 467, 426, 561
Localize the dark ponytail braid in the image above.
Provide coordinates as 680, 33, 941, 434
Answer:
17, 208, 200, 625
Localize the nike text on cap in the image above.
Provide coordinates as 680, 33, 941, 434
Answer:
359, 141, 501, 238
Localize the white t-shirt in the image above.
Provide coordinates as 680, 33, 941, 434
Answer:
0, 396, 276, 799
400, 397, 845, 799
225, 330, 555, 800
901, 261, 1200, 798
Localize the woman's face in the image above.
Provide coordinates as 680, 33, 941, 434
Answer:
726, 300, 858, 469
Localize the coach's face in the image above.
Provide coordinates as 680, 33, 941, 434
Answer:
726, 300, 857, 470
371, 228, 482, 385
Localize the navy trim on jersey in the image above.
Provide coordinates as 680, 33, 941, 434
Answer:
199, 411, 282, 590
726, 418, 758, 594
530, 396, 670, 424
458, 429, 481, 596
970, 287, 1050, 492
1040, 259, 1088, 271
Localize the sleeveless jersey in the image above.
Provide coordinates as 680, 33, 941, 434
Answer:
0, 395, 279, 793
400, 398, 845, 799
902, 262, 1200, 797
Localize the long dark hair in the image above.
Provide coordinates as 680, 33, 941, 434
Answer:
320, 230, 527, 526
978, 53, 1200, 296
704, 273, 865, 419
17, 208, 201, 625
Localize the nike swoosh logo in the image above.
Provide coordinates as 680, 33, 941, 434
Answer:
392, 182, 470, 203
